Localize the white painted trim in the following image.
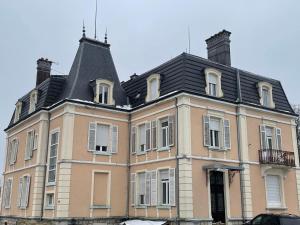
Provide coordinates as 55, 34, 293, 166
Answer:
3, 164, 46, 175
94, 79, 115, 105
257, 81, 275, 109
204, 68, 223, 97
131, 106, 175, 122
58, 159, 127, 167
145, 74, 161, 102
130, 157, 176, 166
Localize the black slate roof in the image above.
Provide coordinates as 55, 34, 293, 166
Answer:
122, 53, 294, 114
7, 38, 295, 129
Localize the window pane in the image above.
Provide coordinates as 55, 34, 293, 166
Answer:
266, 175, 281, 206
96, 124, 109, 147
150, 79, 158, 100
262, 87, 270, 106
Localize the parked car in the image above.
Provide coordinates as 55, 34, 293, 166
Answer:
244, 214, 300, 225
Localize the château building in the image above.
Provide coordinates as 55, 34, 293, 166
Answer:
1, 30, 300, 225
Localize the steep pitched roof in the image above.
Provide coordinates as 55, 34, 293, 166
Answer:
122, 53, 295, 115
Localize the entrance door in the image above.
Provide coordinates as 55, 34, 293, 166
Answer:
210, 171, 225, 223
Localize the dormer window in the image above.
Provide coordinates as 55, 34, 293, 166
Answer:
29, 90, 38, 113
93, 79, 115, 105
146, 74, 160, 102
257, 82, 275, 108
14, 101, 22, 123
205, 68, 223, 98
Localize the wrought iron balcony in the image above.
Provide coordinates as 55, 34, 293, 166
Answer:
259, 149, 295, 167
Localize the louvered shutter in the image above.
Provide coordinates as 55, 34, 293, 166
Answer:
17, 177, 23, 207
131, 127, 136, 153
88, 122, 96, 151
145, 172, 151, 205
168, 115, 175, 146
111, 126, 118, 153
266, 175, 282, 207
33, 133, 38, 150
151, 171, 157, 205
224, 119, 231, 149
24, 176, 31, 208
260, 125, 267, 150
276, 128, 282, 150
146, 122, 151, 151
203, 116, 210, 146
130, 173, 136, 205
7, 142, 12, 166
13, 140, 19, 163
25, 133, 31, 159
151, 120, 157, 150
30, 131, 35, 157
169, 168, 176, 206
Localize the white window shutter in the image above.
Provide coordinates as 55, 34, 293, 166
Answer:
130, 173, 136, 206
151, 120, 157, 150
13, 140, 19, 164
88, 122, 96, 151
276, 128, 282, 150
151, 170, 157, 206
260, 125, 267, 150
7, 142, 12, 166
224, 119, 231, 149
146, 122, 151, 151
131, 127, 136, 153
17, 177, 23, 207
111, 125, 118, 153
203, 116, 210, 146
24, 176, 31, 208
34, 133, 38, 150
30, 130, 35, 157
145, 172, 151, 205
168, 115, 175, 146
169, 168, 176, 206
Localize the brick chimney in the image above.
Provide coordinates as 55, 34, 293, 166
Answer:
36, 58, 52, 86
205, 30, 231, 66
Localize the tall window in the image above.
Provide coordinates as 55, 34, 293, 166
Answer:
46, 193, 54, 209
48, 131, 59, 184
99, 84, 109, 104
161, 119, 169, 148
266, 127, 273, 149
150, 79, 158, 100
17, 175, 31, 209
266, 175, 282, 208
146, 74, 160, 102
260, 125, 282, 150
29, 90, 38, 113
262, 87, 270, 107
96, 124, 109, 152
25, 130, 36, 160
208, 74, 218, 97
138, 173, 146, 205
258, 82, 275, 108
139, 124, 146, 152
209, 118, 221, 148
159, 170, 170, 205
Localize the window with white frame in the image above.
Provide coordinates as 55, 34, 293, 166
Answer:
137, 172, 146, 205
93, 79, 115, 105
139, 124, 146, 153
257, 82, 275, 108
45, 193, 54, 209
3, 178, 13, 209
203, 115, 231, 150
8, 138, 19, 165
88, 122, 118, 154
17, 175, 31, 209
266, 175, 283, 208
146, 74, 160, 102
158, 168, 175, 206
14, 101, 22, 123
48, 131, 59, 184
205, 68, 223, 98
29, 90, 38, 113
260, 125, 282, 150
159, 116, 175, 149
25, 130, 36, 160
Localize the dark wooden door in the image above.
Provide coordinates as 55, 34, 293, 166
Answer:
210, 171, 225, 223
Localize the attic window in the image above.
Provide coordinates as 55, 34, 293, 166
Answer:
257, 82, 275, 108
29, 90, 38, 113
94, 79, 115, 105
14, 101, 22, 123
146, 74, 160, 102
204, 68, 223, 98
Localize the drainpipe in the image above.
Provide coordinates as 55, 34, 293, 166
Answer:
40, 111, 51, 220
236, 69, 246, 223
126, 113, 132, 219
175, 97, 180, 225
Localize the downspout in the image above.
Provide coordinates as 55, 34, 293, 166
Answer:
175, 97, 180, 225
40, 111, 51, 220
126, 113, 132, 219
236, 69, 246, 223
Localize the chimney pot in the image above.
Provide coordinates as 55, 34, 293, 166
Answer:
36, 58, 52, 86
205, 30, 231, 66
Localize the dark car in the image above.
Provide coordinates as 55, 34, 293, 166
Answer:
244, 214, 300, 225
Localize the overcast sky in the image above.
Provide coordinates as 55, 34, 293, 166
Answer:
0, 0, 300, 173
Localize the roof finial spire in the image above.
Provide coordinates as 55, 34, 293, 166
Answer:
94, 0, 98, 39
82, 20, 86, 38
104, 27, 108, 43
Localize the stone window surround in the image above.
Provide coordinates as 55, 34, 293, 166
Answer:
257, 81, 275, 109
29, 90, 38, 114
205, 68, 223, 98
94, 79, 115, 105
145, 74, 160, 102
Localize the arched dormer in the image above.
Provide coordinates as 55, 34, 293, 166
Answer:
146, 74, 160, 102
204, 68, 223, 98
92, 79, 115, 105
257, 81, 275, 108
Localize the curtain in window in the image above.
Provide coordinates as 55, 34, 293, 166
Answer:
266, 175, 282, 207
96, 124, 109, 147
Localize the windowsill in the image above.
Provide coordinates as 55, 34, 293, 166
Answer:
93, 151, 112, 156
24, 158, 31, 161
208, 147, 227, 151
134, 205, 147, 209
91, 205, 111, 209
266, 206, 287, 210
157, 147, 170, 152
44, 206, 55, 210
46, 182, 56, 187
136, 152, 146, 156
156, 205, 172, 209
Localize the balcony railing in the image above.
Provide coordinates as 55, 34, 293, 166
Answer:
259, 149, 295, 167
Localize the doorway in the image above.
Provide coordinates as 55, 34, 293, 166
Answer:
210, 171, 225, 224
